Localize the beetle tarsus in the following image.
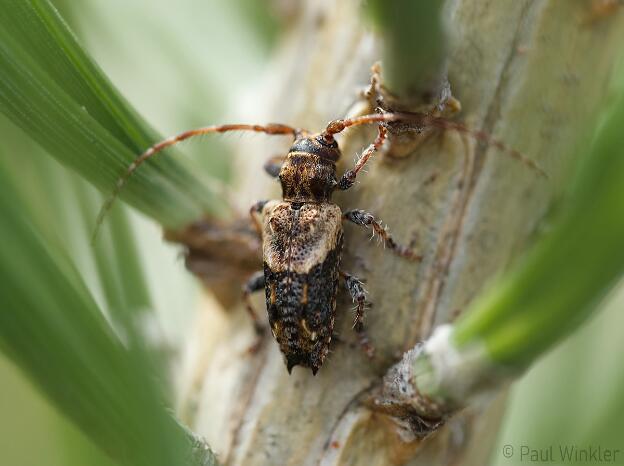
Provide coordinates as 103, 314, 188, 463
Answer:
343, 209, 422, 261
341, 271, 375, 359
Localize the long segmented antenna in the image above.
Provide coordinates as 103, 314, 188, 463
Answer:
93, 123, 302, 241
321, 112, 548, 178
95, 111, 546, 242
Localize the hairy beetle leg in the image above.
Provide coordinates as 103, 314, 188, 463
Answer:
341, 271, 375, 359
242, 271, 267, 354
337, 126, 387, 191
343, 209, 422, 261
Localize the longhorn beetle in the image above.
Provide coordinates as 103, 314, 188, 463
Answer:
97, 110, 546, 375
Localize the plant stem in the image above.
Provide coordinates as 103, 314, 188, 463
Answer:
453, 88, 624, 368
380, 87, 624, 413
364, 0, 448, 102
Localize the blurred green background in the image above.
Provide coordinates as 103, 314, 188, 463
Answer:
0, 1, 622, 465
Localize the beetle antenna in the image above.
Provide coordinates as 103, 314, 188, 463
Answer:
322, 112, 548, 179
93, 123, 303, 243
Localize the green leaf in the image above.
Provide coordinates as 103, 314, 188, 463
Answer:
494, 287, 624, 461
453, 85, 624, 368
0, 116, 153, 352
0, 164, 218, 466
0, 0, 226, 230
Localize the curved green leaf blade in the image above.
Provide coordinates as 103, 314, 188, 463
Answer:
0, 165, 218, 466
0, 0, 227, 230
453, 87, 624, 368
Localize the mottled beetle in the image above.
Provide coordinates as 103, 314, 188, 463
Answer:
98, 110, 545, 375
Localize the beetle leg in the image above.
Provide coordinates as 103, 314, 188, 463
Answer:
263, 155, 286, 177
249, 200, 269, 238
343, 209, 422, 261
242, 271, 266, 335
340, 271, 374, 358
337, 126, 387, 190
